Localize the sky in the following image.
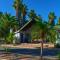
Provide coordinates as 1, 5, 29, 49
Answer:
0, 0, 60, 22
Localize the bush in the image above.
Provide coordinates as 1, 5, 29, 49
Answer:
57, 53, 60, 60
5, 32, 14, 44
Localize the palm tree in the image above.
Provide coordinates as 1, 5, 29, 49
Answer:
13, 0, 24, 43
28, 10, 37, 20
0, 13, 10, 40
0, 12, 5, 38
39, 21, 48, 59
13, 0, 23, 27
48, 12, 56, 44
31, 18, 48, 59
35, 20, 48, 59
0, 12, 19, 43
4, 13, 19, 31
48, 28, 56, 43
13, 0, 27, 27
48, 12, 56, 27
58, 17, 60, 25
0, 12, 3, 18
31, 16, 42, 42
21, 4, 28, 25
13, 0, 28, 43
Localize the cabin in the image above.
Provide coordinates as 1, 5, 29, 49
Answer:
14, 19, 40, 43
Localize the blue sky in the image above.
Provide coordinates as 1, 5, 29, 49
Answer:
0, 0, 60, 21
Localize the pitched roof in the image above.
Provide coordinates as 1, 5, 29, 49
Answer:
15, 19, 35, 33
20, 19, 33, 31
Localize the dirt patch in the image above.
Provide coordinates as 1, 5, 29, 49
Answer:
0, 53, 58, 60
0, 43, 54, 49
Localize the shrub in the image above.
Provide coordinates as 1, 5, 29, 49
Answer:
6, 32, 14, 44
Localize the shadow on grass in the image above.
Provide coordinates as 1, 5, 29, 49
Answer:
1, 47, 59, 56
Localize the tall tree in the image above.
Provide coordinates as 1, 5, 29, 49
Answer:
13, 0, 28, 43
0, 13, 19, 41
48, 12, 56, 27
48, 12, 56, 44
13, 0, 23, 27
21, 4, 28, 25
39, 21, 48, 59
0, 12, 3, 18
58, 17, 60, 25
4, 13, 19, 31
28, 10, 37, 20
13, 0, 27, 27
47, 28, 56, 43
31, 18, 48, 59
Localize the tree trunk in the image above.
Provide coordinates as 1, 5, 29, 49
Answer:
40, 40, 43, 60
16, 2, 23, 43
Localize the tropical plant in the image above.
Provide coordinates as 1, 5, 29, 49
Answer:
47, 28, 56, 43
13, 0, 26, 27
0, 12, 3, 18
13, 0, 22, 27
31, 17, 48, 59
13, 0, 28, 43
0, 12, 19, 43
0, 13, 9, 38
31, 15, 42, 41
58, 17, 60, 25
5, 32, 14, 44
38, 21, 48, 59
21, 4, 28, 25
48, 12, 56, 26
4, 13, 19, 31
28, 10, 37, 20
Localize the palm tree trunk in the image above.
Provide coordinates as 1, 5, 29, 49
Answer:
16, 1, 23, 43
40, 32, 44, 60
40, 40, 43, 60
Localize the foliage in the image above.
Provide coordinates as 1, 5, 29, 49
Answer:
47, 28, 57, 43
31, 17, 48, 41
13, 0, 28, 28
13, 0, 23, 10
0, 12, 19, 39
48, 12, 56, 26
5, 32, 14, 44
48, 12, 56, 20
28, 10, 37, 19
57, 52, 60, 60
58, 17, 60, 25
0, 0, 59, 44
